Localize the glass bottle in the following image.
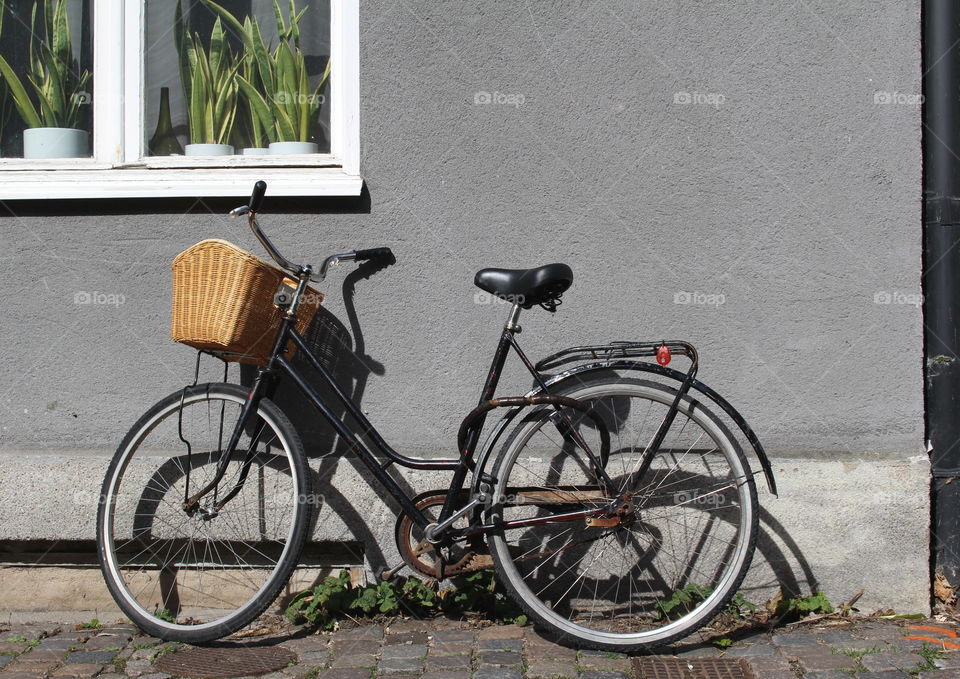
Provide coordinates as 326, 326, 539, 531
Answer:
148, 87, 183, 156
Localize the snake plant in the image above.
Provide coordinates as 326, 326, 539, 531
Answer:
202, 0, 330, 145
175, 3, 240, 145
0, 0, 91, 130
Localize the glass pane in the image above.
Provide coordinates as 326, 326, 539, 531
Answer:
0, 0, 93, 159
144, 0, 331, 158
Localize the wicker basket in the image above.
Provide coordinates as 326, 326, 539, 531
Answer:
171, 239, 323, 364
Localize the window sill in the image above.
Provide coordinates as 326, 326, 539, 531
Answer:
0, 166, 363, 199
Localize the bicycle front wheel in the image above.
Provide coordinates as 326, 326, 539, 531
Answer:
488, 376, 758, 651
96, 383, 311, 643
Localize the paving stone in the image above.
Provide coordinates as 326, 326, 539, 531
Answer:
798, 650, 857, 672
861, 652, 925, 671
425, 655, 471, 671
478, 638, 522, 653
473, 667, 522, 679
856, 672, 911, 679
744, 656, 793, 673
803, 672, 854, 679
0, 657, 13, 670
771, 631, 821, 646
130, 637, 163, 648
123, 660, 153, 677
315, 669, 371, 679
82, 636, 125, 651
722, 644, 778, 656
477, 651, 521, 667
140, 673, 172, 679
27, 649, 71, 661
898, 636, 937, 651
280, 637, 327, 653
6, 662, 60, 675
380, 644, 427, 660
419, 672, 472, 679
299, 649, 330, 663
578, 672, 631, 679
938, 656, 960, 669
129, 649, 154, 661
921, 670, 960, 678
524, 659, 579, 679
49, 664, 105, 678
430, 631, 474, 644
577, 656, 631, 672
836, 639, 895, 652
330, 643, 378, 660
0, 643, 29, 655
817, 630, 857, 643
64, 651, 116, 665
0, 674, 53, 679
35, 640, 75, 651
477, 626, 524, 641
579, 650, 626, 658
96, 674, 127, 679
386, 621, 430, 634
378, 658, 424, 674
385, 632, 429, 646
331, 626, 384, 642
428, 642, 473, 657
330, 653, 376, 668
524, 642, 576, 661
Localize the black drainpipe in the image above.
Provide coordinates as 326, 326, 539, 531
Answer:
925, 0, 960, 588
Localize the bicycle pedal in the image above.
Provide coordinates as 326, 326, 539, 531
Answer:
376, 562, 407, 582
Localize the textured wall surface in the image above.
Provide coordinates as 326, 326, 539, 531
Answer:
0, 1, 927, 610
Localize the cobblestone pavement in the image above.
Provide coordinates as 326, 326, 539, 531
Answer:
2, 616, 960, 679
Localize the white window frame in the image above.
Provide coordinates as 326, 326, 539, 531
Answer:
0, 0, 361, 199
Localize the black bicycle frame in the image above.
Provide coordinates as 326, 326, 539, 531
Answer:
185, 289, 691, 539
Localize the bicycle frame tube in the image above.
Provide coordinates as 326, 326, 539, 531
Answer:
189, 300, 621, 535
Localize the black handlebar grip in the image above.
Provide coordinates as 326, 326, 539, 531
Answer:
249, 180, 267, 212
355, 247, 394, 262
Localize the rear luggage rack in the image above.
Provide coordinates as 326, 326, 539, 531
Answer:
535, 340, 699, 373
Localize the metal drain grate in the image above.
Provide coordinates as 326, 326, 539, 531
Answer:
155, 645, 297, 678
633, 657, 756, 679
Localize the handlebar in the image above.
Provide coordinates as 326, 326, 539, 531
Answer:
249, 180, 267, 213
229, 181, 394, 281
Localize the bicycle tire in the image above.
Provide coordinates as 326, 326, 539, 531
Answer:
96, 383, 311, 643
487, 376, 758, 651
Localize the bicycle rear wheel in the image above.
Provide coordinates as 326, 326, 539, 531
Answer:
96, 383, 311, 643
487, 376, 758, 651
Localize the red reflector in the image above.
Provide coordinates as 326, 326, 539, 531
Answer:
656, 345, 671, 366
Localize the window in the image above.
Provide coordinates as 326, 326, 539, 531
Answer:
0, 0, 360, 198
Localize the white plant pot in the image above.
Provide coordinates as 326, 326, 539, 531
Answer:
269, 141, 318, 154
185, 143, 235, 156
23, 127, 89, 159
242, 147, 271, 156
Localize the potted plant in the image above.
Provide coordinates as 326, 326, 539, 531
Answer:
0, 0, 91, 159
203, 0, 330, 155
175, 3, 240, 156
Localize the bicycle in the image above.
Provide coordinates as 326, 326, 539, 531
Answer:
96, 181, 777, 651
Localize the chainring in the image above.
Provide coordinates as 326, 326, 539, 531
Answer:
394, 490, 491, 579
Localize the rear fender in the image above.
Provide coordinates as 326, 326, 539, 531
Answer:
469, 360, 777, 496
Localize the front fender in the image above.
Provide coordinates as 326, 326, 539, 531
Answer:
469, 360, 777, 496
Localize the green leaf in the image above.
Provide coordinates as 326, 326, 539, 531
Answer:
0, 55, 41, 127
199, 0, 245, 38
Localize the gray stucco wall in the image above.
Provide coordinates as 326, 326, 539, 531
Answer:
0, 1, 927, 613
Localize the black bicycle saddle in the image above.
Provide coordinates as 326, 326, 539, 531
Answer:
474, 263, 573, 309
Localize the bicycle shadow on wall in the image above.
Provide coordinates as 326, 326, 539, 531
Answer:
240, 258, 419, 575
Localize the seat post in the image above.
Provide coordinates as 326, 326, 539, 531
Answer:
505, 303, 522, 332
